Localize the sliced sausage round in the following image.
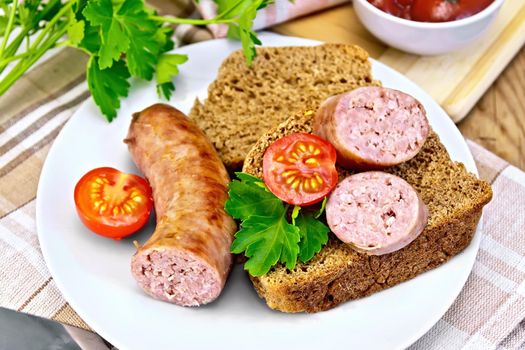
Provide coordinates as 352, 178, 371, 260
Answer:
314, 86, 429, 170
326, 171, 428, 255
125, 104, 236, 306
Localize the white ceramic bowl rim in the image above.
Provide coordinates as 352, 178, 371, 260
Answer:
354, 0, 505, 28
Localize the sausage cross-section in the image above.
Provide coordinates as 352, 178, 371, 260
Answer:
314, 86, 429, 169
326, 171, 428, 255
125, 104, 236, 306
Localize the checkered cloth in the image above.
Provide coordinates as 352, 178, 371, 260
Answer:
0, 1, 524, 349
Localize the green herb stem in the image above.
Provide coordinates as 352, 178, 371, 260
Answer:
213, 0, 245, 20
0, 0, 77, 93
0, 27, 30, 74
0, 51, 32, 66
151, 15, 236, 25
0, 22, 68, 95
0, 0, 20, 57
31, 0, 76, 51
36, 0, 63, 24
4, 26, 31, 57
0, 0, 61, 63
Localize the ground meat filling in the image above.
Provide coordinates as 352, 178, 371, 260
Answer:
132, 249, 221, 306
335, 87, 428, 165
326, 172, 426, 254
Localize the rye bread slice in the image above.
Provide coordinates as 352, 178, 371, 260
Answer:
242, 111, 493, 313
189, 44, 379, 171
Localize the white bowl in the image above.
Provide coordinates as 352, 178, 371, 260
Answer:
354, 0, 505, 55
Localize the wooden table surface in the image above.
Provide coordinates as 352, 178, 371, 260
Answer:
272, 6, 525, 170
458, 46, 525, 170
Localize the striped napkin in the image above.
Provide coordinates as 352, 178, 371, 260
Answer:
0, 2, 524, 349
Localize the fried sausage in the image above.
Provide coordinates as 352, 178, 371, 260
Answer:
125, 104, 236, 306
314, 86, 429, 170
326, 171, 428, 255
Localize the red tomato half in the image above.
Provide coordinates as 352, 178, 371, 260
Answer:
263, 133, 338, 206
74, 167, 153, 240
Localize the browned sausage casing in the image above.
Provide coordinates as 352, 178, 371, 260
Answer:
125, 104, 236, 306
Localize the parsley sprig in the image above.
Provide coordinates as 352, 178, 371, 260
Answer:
0, 0, 273, 121
226, 173, 329, 277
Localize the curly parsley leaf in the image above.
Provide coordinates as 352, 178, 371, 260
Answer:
225, 172, 283, 220
156, 53, 188, 100
155, 26, 175, 52
295, 211, 329, 263
226, 172, 330, 276
236, 1, 264, 64
235, 172, 268, 186
83, 0, 168, 80
117, 0, 162, 80
83, 0, 129, 69
215, 0, 273, 64
78, 20, 101, 54
67, 19, 85, 46
86, 56, 130, 121
232, 215, 300, 276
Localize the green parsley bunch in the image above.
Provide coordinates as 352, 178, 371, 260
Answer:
225, 173, 330, 276
0, 0, 272, 120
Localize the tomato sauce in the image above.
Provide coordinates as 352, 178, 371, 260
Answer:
368, 0, 495, 22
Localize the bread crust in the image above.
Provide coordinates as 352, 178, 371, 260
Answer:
243, 111, 492, 313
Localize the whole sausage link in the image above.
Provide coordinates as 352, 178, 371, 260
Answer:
125, 104, 236, 306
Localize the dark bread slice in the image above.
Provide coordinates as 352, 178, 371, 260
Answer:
189, 44, 379, 170
242, 111, 493, 313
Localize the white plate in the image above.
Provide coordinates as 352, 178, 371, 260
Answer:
37, 33, 481, 350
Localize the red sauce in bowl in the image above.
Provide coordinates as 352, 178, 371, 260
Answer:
368, 0, 495, 22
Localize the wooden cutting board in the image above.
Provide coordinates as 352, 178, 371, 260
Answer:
271, 0, 525, 122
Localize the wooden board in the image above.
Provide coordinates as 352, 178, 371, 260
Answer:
458, 46, 525, 170
271, 0, 525, 122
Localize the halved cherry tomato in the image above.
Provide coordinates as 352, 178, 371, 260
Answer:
263, 133, 338, 206
74, 167, 153, 240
